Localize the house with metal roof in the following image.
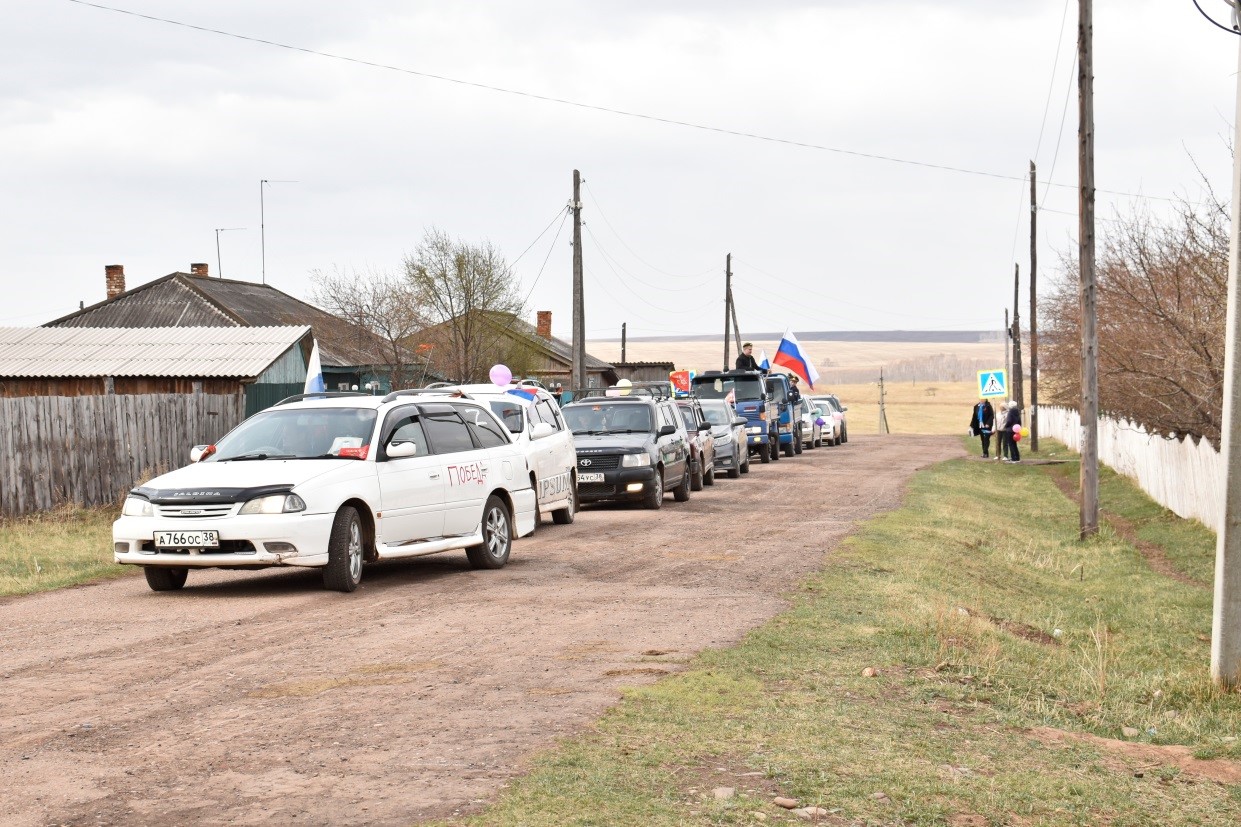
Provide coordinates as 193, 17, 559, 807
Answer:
44, 263, 437, 397
415, 310, 616, 388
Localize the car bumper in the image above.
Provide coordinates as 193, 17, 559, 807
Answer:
113, 511, 338, 569
578, 467, 658, 503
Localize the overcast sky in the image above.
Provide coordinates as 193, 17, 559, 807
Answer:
3, 1, 1237, 338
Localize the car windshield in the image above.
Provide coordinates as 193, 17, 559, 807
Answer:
693, 376, 763, 401
487, 400, 526, 434
769, 382, 788, 403
210, 407, 378, 461
563, 403, 653, 434
701, 403, 731, 427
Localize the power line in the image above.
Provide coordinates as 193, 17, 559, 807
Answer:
62, 0, 1180, 203
582, 182, 717, 281
583, 226, 714, 295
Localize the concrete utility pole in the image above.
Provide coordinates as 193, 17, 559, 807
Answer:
621, 322, 627, 364
1211, 6, 1241, 691
1012, 264, 1024, 410
1078, 0, 1100, 538
571, 170, 585, 390
723, 254, 733, 371
1030, 160, 1040, 452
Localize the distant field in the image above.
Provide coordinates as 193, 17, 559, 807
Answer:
587, 338, 1008, 435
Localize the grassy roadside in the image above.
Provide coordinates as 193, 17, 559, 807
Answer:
450, 438, 1241, 826
0, 505, 128, 596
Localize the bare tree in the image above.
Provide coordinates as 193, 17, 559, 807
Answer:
310, 265, 429, 389
404, 228, 531, 383
1040, 191, 1228, 445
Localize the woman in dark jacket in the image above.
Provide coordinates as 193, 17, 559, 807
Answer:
1002, 401, 1022, 462
968, 399, 995, 457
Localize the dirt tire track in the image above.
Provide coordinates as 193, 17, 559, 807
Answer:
0, 434, 960, 826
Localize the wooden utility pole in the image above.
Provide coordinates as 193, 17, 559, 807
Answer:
1078, 0, 1099, 537
571, 170, 585, 390
723, 254, 733, 371
1012, 264, 1024, 410
1030, 160, 1040, 452
621, 322, 627, 364
1004, 308, 1010, 384
878, 369, 890, 434
1211, 23, 1241, 691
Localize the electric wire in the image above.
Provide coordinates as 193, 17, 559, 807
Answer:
583, 225, 715, 295
62, 0, 1180, 203
582, 238, 706, 315
581, 182, 718, 282
1193, 0, 1241, 34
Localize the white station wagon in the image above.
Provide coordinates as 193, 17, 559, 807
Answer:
113, 392, 538, 593
429, 383, 578, 524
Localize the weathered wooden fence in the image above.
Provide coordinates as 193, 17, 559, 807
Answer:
1, 393, 245, 518
1037, 405, 1222, 533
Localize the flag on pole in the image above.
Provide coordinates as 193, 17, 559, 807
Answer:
757, 349, 770, 371
304, 339, 326, 393
505, 386, 539, 405
724, 387, 736, 406
772, 330, 820, 389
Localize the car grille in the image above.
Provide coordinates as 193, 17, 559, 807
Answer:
156, 503, 236, 519
579, 483, 620, 497
577, 455, 620, 471
139, 540, 257, 553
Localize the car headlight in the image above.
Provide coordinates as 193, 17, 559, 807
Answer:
122, 496, 154, 517
621, 453, 651, 467
239, 494, 307, 515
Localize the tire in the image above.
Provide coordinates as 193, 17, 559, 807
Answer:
323, 506, 364, 592
727, 464, 740, 479
144, 567, 187, 592
842, 425, 848, 444
793, 426, 803, 454
644, 468, 664, 509
466, 495, 512, 569
740, 453, 750, 474
783, 437, 795, 457
690, 456, 704, 491
759, 441, 771, 463
673, 467, 692, 502
704, 463, 715, 485
551, 477, 577, 525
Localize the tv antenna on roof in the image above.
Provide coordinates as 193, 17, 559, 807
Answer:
214, 227, 245, 279
260, 179, 298, 285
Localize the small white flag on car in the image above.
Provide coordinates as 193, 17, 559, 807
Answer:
304, 340, 326, 393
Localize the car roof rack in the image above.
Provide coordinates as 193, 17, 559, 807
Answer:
568, 385, 671, 401
274, 391, 372, 406
381, 387, 475, 403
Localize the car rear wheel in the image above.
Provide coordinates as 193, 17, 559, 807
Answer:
792, 426, 803, 454
673, 467, 692, 502
466, 495, 512, 569
783, 437, 795, 457
323, 506, 364, 592
551, 478, 577, 524
644, 469, 664, 509
144, 567, 187, 592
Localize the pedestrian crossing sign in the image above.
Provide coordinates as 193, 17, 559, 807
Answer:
977, 369, 1008, 398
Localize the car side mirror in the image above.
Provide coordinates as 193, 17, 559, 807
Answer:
386, 441, 418, 458
766, 391, 775, 400
732, 417, 747, 427
841, 406, 849, 412
530, 422, 555, 440
190, 444, 215, 462
698, 422, 711, 432
658, 424, 677, 437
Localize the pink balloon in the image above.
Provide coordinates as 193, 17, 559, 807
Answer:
489, 364, 513, 385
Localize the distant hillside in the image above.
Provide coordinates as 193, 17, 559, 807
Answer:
597, 330, 1001, 344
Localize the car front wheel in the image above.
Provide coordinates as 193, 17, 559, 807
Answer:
466, 495, 512, 569
644, 469, 664, 509
551, 478, 577, 524
323, 506, 364, 592
673, 467, 692, 502
144, 567, 187, 592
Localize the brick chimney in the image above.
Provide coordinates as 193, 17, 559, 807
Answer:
105, 264, 125, 300
190, 262, 209, 278
536, 311, 552, 339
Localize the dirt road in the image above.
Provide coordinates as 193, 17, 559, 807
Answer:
0, 435, 960, 826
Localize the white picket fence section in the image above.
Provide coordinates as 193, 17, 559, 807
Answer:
1037, 406, 1222, 533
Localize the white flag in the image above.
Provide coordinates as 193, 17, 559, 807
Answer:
304, 340, 326, 393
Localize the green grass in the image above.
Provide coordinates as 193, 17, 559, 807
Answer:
447, 438, 1241, 826
0, 505, 130, 595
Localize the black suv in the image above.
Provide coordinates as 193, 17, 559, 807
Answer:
561, 389, 692, 509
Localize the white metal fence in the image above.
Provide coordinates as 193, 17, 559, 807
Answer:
1037, 406, 1222, 533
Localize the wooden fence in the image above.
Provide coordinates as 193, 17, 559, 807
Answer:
1, 393, 245, 518
1037, 405, 1222, 533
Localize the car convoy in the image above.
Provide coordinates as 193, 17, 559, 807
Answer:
112, 370, 849, 593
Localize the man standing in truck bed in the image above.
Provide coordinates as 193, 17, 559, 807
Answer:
736, 342, 760, 371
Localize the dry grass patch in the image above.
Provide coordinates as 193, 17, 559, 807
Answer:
0, 504, 127, 596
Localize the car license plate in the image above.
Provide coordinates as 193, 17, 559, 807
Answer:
154, 530, 220, 549
579, 473, 605, 483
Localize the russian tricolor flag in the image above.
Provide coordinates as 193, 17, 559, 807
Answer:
772, 330, 820, 389
506, 386, 539, 405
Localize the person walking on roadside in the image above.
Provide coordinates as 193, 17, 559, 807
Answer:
735, 342, 760, 372
1001, 400, 1022, 463
968, 399, 995, 458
